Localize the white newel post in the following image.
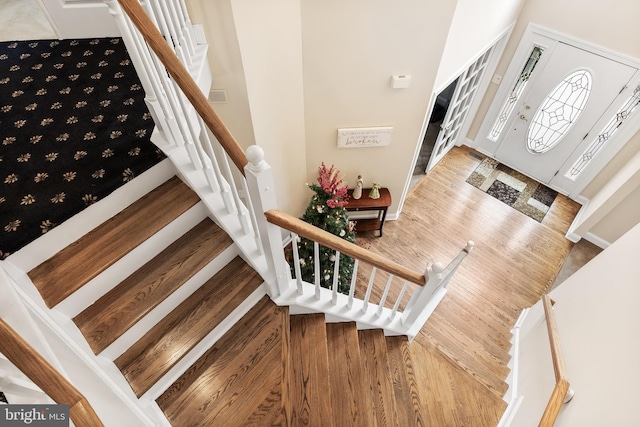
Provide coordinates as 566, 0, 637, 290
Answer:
400, 241, 474, 330
244, 146, 291, 298
400, 262, 444, 328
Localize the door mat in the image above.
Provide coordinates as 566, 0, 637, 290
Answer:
466, 157, 558, 222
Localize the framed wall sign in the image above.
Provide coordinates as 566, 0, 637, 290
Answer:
337, 126, 393, 148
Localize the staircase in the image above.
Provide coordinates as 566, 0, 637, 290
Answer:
289, 314, 423, 426
19, 171, 514, 425
24, 173, 274, 424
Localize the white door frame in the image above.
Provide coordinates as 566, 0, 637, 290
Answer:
397, 25, 514, 216
474, 23, 640, 201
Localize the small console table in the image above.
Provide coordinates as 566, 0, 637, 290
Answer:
345, 188, 391, 236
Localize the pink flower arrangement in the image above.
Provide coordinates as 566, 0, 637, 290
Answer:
317, 162, 349, 208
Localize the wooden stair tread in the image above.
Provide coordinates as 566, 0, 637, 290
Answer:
410, 342, 507, 426
430, 311, 511, 366
156, 296, 287, 426
29, 176, 200, 308
73, 218, 233, 354
325, 322, 373, 427
115, 256, 263, 397
358, 329, 399, 427
416, 326, 509, 398
436, 293, 513, 350
386, 336, 427, 427
425, 313, 511, 379
289, 314, 333, 427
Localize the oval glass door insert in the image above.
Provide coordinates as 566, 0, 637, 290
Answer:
527, 69, 592, 154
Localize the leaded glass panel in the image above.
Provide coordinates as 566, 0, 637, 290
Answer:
565, 84, 640, 180
488, 46, 544, 142
526, 70, 592, 154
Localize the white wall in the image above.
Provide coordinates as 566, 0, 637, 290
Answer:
508, 222, 640, 426
300, 0, 457, 215
230, 0, 308, 215
297, 0, 525, 215
188, 0, 308, 215
434, 0, 525, 91
186, 0, 257, 154
591, 185, 640, 243
189, 0, 527, 216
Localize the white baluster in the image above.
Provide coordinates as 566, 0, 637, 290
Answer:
240, 176, 262, 251
167, 0, 195, 58
313, 242, 321, 299
219, 148, 251, 234
203, 129, 237, 212
347, 259, 359, 309
195, 117, 222, 193
362, 267, 377, 314
331, 251, 341, 305
377, 275, 394, 317
291, 234, 303, 294
390, 280, 410, 320
149, 0, 189, 66
125, 10, 186, 148
105, 0, 177, 146
173, 0, 196, 51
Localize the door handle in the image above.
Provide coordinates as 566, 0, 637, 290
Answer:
519, 114, 528, 121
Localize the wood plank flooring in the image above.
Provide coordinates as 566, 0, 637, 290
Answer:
353, 145, 580, 425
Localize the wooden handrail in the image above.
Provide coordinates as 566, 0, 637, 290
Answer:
117, 0, 248, 175
539, 295, 571, 427
543, 296, 568, 384
0, 318, 104, 427
265, 209, 426, 286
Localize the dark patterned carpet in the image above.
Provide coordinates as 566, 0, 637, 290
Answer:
0, 38, 166, 259
466, 157, 558, 222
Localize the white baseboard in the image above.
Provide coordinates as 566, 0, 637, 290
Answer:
497, 395, 524, 427
583, 231, 611, 249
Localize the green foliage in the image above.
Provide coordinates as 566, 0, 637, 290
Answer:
294, 165, 355, 294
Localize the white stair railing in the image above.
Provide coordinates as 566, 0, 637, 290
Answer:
112, 0, 475, 335
108, 0, 262, 247
0, 263, 156, 425
245, 149, 475, 340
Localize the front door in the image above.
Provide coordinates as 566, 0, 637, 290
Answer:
495, 42, 637, 192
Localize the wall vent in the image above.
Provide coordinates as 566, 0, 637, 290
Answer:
209, 89, 228, 103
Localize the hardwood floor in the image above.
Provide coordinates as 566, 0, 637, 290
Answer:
23, 145, 581, 426
354, 145, 580, 425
